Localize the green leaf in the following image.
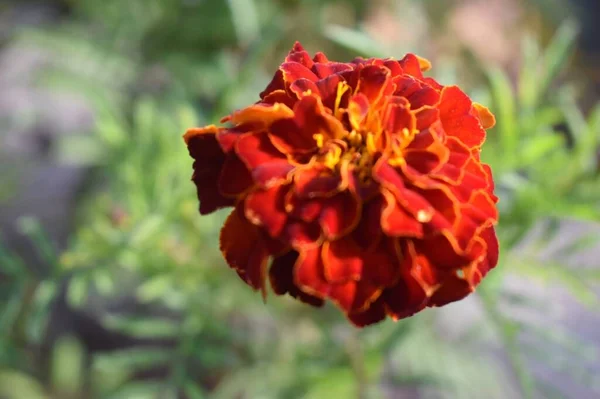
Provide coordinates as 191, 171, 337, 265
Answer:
486, 67, 517, 168
226, 0, 260, 47
324, 25, 386, 58
540, 20, 578, 99
520, 133, 564, 166
136, 275, 172, 303
102, 315, 179, 339
94, 348, 172, 371
0, 370, 48, 399
184, 381, 207, 399
518, 34, 541, 110
51, 336, 85, 395
506, 256, 598, 308
67, 276, 88, 309
106, 381, 166, 399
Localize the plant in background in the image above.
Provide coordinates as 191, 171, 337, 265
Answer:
1, 0, 599, 398
185, 43, 499, 326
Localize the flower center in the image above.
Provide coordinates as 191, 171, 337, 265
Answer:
313, 129, 378, 181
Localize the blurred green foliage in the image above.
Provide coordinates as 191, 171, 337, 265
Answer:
1, 0, 599, 398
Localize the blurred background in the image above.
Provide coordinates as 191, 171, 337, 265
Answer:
0, 0, 599, 398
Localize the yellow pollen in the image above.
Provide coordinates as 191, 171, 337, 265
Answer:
303, 89, 313, 96
402, 128, 412, 139
347, 130, 362, 147
334, 82, 350, 119
366, 133, 377, 154
388, 157, 405, 167
313, 133, 325, 148
324, 146, 342, 169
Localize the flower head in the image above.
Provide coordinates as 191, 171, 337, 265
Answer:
184, 42, 498, 326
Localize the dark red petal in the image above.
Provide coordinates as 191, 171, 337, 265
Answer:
218, 154, 253, 196
406, 86, 440, 109
260, 69, 285, 99
419, 188, 456, 233
262, 89, 297, 109
253, 162, 295, 188
312, 61, 353, 79
185, 128, 234, 215
294, 165, 342, 198
269, 251, 324, 307
347, 298, 387, 327
380, 189, 423, 238
220, 208, 270, 294
285, 192, 324, 222
312, 52, 329, 63
244, 185, 288, 238
415, 107, 440, 131
383, 273, 427, 320
372, 159, 434, 221
382, 243, 428, 319
316, 74, 347, 109
393, 76, 422, 98
280, 61, 319, 83
295, 247, 330, 298
429, 275, 472, 307
329, 281, 382, 313
398, 53, 424, 79
385, 102, 416, 136
269, 95, 345, 154
293, 94, 346, 138
352, 196, 384, 250
322, 238, 363, 283
285, 48, 314, 69
341, 161, 380, 201
319, 190, 361, 240
284, 221, 322, 249
235, 132, 293, 187
481, 226, 499, 268
289, 78, 319, 98
356, 65, 392, 105
360, 238, 402, 287
415, 234, 470, 270
383, 59, 404, 77
269, 251, 297, 295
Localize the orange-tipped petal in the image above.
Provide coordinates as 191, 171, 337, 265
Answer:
473, 102, 496, 129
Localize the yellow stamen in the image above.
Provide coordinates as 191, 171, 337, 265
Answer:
324, 146, 342, 170
388, 157, 405, 167
313, 133, 325, 148
347, 130, 362, 147
366, 133, 377, 154
334, 82, 350, 119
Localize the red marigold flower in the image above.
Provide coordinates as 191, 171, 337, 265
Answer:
184, 42, 499, 327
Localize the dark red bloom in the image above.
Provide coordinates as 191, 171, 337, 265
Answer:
184, 43, 498, 326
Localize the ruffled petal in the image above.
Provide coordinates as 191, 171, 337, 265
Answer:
185, 127, 234, 214
235, 132, 294, 187
319, 190, 361, 239
439, 86, 486, 148
269, 251, 324, 307
244, 185, 288, 238
220, 207, 270, 296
